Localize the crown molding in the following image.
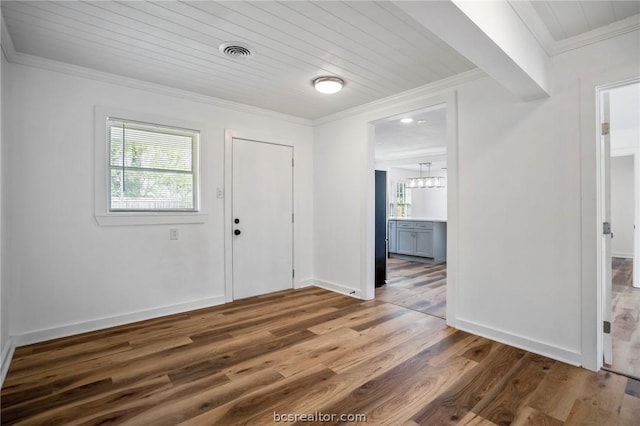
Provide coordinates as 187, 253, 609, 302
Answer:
507, 0, 556, 56
550, 14, 640, 56
510, 4, 640, 57
1, 13, 16, 61
313, 68, 486, 126
2, 46, 312, 127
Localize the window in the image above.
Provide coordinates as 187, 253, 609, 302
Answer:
107, 118, 199, 212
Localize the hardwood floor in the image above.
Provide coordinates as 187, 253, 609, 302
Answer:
376, 258, 446, 318
610, 257, 640, 379
3, 286, 639, 425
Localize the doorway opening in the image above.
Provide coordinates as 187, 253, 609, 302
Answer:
598, 79, 640, 379
372, 104, 448, 319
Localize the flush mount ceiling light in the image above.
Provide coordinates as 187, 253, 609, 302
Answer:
400, 117, 414, 124
313, 76, 344, 94
417, 119, 427, 124
219, 41, 255, 59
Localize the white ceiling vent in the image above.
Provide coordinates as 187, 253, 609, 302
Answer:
219, 42, 255, 59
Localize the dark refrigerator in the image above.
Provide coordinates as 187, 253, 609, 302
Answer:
375, 170, 387, 287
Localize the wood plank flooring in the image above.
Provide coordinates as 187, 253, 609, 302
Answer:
376, 258, 446, 318
609, 257, 640, 379
2, 286, 639, 425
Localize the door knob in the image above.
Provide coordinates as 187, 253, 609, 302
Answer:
234, 218, 240, 224
234, 229, 241, 235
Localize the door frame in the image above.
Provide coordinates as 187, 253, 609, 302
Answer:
364, 91, 458, 326
224, 130, 295, 302
594, 77, 640, 369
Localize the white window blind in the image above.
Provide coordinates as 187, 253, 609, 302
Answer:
107, 118, 199, 211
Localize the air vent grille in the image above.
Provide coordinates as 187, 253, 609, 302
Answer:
219, 42, 255, 59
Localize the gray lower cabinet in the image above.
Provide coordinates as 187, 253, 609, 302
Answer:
414, 230, 434, 257
388, 220, 446, 262
396, 229, 415, 254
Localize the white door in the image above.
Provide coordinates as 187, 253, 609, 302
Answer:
232, 138, 293, 299
601, 92, 613, 365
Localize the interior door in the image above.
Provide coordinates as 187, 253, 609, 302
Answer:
602, 92, 613, 365
232, 138, 293, 299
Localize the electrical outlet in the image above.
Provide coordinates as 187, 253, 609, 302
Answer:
170, 228, 179, 240
216, 188, 224, 199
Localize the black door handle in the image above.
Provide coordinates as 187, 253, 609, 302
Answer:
234, 229, 241, 235
234, 218, 240, 224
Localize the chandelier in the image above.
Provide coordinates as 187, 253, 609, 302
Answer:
406, 162, 445, 189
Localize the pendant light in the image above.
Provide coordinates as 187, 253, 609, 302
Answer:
406, 163, 445, 188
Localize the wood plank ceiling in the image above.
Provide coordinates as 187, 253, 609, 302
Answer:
530, 1, 640, 40
2, 1, 639, 119
1, 0, 475, 119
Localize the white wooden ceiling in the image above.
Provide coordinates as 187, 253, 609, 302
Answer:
374, 106, 446, 162
530, 1, 640, 40
1, 1, 638, 120
1, 0, 475, 119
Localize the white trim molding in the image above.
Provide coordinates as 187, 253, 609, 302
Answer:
1, 337, 16, 388
12, 296, 225, 347
314, 69, 484, 126
311, 280, 364, 300
509, 2, 640, 57
296, 279, 315, 289
551, 14, 640, 56
93, 105, 210, 227
455, 318, 583, 367
2, 46, 311, 127
0, 14, 16, 61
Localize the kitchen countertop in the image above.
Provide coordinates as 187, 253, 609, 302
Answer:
388, 217, 447, 223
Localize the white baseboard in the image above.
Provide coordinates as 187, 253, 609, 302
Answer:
311, 279, 363, 299
1, 336, 16, 388
295, 278, 315, 289
455, 318, 583, 368
13, 296, 226, 347
612, 252, 633, 259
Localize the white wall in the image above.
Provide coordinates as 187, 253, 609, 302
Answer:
408, 171, 447, 219
385, 166, 447, 219
610, 82, 640, 153
611, 156, 635, 258
313, 115, 369, 297
5, 63, 314, 341
313, 30, 640, 367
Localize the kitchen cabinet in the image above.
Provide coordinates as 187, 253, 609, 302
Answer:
388, 220, 446, 263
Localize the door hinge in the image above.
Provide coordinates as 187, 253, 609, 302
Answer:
292, 213, 295, 223
601, 122, 610, 136
603, 321, 611, 334
603, 222, 611, 235
292, 269, 295, 278
292, 158, 294, 167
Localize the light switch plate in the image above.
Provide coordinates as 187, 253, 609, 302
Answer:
170, 228, 179, 240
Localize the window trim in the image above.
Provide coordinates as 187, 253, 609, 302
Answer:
94, 106, 207, 226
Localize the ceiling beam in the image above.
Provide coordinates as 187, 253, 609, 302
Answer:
395, 0, 550, 100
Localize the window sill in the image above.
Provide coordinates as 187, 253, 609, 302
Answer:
95, 213, 207, 226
